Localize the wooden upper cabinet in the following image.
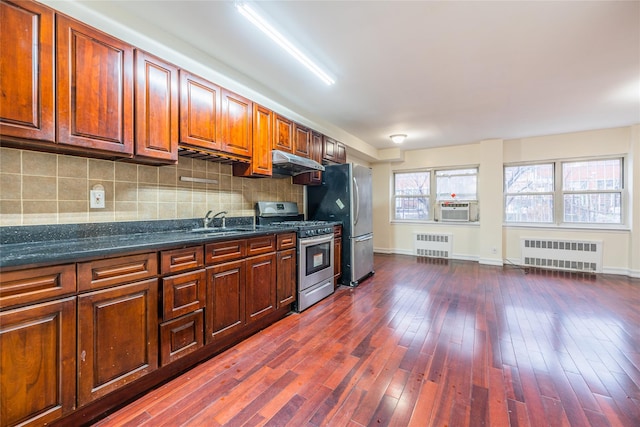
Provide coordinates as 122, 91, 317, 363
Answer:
273, 113, 293, 153
220, 88, 252, 158
134, 50, 178, 163
293, 130, 323, 185
336, 141, 347, 164
293, 124, 312, 158
179, 70, 221, 151
0, 0, 55, 143
56, 14, 134, 156
233, 103, 272, 177
323, 135, 347, 164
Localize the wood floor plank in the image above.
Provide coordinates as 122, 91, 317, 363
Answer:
92, 255, 640, 427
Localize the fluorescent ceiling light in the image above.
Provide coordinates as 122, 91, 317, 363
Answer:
236, 1, 335, 86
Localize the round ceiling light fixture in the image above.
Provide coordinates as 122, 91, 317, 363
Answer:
390, 134, 407, 144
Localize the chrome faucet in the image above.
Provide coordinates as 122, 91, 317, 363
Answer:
203, 210, 227, 228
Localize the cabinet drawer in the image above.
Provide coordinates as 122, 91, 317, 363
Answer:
246, 235, 276, 257
78, 253, 157, 292
160, 309, 204, 366
162, 270, 206, 321
205, 239, 246, 265
276, 232, 296, 251
160, 246, 204, 275
0, 264, 76, 309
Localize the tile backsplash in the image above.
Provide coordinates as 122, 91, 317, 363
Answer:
0, 147, 304, 226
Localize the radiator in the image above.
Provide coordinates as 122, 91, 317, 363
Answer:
520, 238, 603, 273
414, 233, 453, 258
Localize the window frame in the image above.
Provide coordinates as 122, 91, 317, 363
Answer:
503, 162, 555, 224
392, 165, 479, 222
392, 170, 431, 221
503, 156, 626, 228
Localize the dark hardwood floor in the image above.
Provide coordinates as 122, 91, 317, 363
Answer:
94, 254, 640, 426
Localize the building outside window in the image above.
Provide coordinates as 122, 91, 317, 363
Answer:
504, 157, 623, 225
394, 171, 430, 220
562, 159, 622, 223
393, 167, 478, 221
504, 163, 554, 223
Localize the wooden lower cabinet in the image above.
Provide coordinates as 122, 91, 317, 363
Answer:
276, 248, 296, 308
334, 225, 343, 288
162, 269, 206, 321
245, 252, 276, 323
160, 309, 204, 366
0, 297, 76, 427
205, 259, 245, 343
77, 279, 158, 406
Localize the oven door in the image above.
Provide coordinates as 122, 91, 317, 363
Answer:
298, 233, 334, 291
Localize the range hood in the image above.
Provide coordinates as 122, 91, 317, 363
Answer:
271, 150, 325, 177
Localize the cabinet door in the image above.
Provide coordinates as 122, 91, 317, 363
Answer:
322, 135, 337, 163
0, 297, 76, 427
293, 130, 323, 185
134, 50, 178, 163
293, 124, 311, 158
334, 237, 342, 288
336, 141, 347, 164
220, 88, 252, 157
245, 252, 276, 323
77, 279, 158, 406
232, 103, 272, 177
179, 70, 221, 151
205, 260, 245, 343
57, 15, 134, 156
0, 0, 55, 142
273, 114, 293, 153
276, 248, 296, 308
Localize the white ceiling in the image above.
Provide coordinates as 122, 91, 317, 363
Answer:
75, 0, 639, 153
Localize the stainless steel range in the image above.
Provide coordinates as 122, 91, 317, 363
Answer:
256, 202, 335, 312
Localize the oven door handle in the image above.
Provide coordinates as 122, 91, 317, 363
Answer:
299, 234, 334, 247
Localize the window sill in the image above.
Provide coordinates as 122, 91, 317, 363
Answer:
503, 223, 630, 232
391, 220, 480, 227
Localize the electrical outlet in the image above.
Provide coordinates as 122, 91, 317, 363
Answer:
491, 247, 497, 255
90, 185, 105, 208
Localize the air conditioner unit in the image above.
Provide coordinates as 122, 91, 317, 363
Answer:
439, 201, 470, 222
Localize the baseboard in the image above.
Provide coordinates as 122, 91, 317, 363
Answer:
478, 257, 504, 266
508, 257, 638, 279
374, 248, 478, 262
378, 253, 640, 279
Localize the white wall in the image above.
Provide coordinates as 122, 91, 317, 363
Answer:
373, 126, 639, 277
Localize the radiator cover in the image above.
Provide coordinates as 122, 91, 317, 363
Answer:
520, 238, 602, 273
414, 233, 453, 258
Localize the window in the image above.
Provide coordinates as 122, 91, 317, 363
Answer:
504, 157, 623, 225
436, 168, 478, 200
562, 159, 622, 223
394, 171, 430, 220
504, 164, 554, 223
393, 167, 478, 221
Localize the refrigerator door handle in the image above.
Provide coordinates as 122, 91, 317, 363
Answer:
354, 234, 373, 242
353, 176, 360, 226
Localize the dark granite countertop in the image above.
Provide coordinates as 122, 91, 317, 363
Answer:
0, 218, 297, 269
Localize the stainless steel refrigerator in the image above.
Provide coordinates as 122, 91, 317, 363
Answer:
307, 163, 374, 286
